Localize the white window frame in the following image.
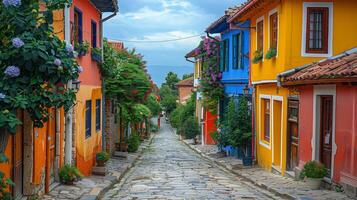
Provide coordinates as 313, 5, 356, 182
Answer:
301, 2, 333, 57
271, 95, 284, 169
259, 94, 271, 149
268, 8, 279, 58
256, 16, 265, 61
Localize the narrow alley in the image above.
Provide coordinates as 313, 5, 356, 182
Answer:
102, 121, 281, 200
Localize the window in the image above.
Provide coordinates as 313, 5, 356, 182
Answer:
85, 100, 92, 138
95, 99, 101, 131
270, 12, 278, 49
263, 99, 270, 141
91, 20, 97, 48
233, 33, 243, 69
73, 7, 83, 43
257, 20, 264, 51
306, 7, 329, 53
220, 39, 229, 71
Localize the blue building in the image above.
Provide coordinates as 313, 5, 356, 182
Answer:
206, 12, 252, 157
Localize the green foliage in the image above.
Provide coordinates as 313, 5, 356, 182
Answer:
182, 116, 200, 139
0, 0, 80, 132
159, 85, 177, 114
162, 72, 180, 93
145, 94, 161, 116
169, 94, 196, 135
74, 41, 89, 56
126, 132, 141, 153
265, 48, 277, 59
169, 106, 183, 128
300, 161, 328, 179
96, 151, 109, 162
91, 47, 102, 62
0, 154, 13, 200
182, 73, 194, 80
129, 104, 151, 123
252, 50, 263, 64
150, 123, 159, 133
58, 164, 82, 184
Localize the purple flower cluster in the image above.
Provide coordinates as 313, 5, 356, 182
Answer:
12, 37, 24, 48
54, 58, 62, 66
0, 93, 5, 100
2, 0, 21, 7
4, 66, 20, 77
66, 43, 74, 53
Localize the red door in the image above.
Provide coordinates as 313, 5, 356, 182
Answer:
320, 96, 333, 177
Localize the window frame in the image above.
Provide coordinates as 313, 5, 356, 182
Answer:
85, 100, 92, 139
73, 7, 83, 44
268, 8, 278, 53
263, 99, 271, 142
306, 7, 329, 54
233, 32, 244, 70
91, 20, 97, 48
220, 39, 229, 72
301, 2, 333, 57
256, 16, 264, 53
95, 99, 101, 131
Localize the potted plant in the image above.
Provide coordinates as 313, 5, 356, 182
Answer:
265, 47, 277, 59
91, 47, 102, 62
75, 41, 90, 57
300, 161, 328, 189
96, 151, 110, 167
252, 50, 263, 64
58, 164, 82, 185
126, 132, 141, 153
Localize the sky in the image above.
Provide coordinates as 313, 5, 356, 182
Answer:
104, 0, 243, 85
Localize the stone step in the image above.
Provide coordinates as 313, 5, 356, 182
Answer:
114, 151, 128, 158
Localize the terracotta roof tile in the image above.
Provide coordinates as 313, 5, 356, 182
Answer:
108, 40, 124, 51
283, 47, 357, 84
176, 77, 194, 87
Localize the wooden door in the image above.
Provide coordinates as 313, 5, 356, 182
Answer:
46, 109, 56, 192
12, 111, 23, 199
287, 99, 299, 170
320, 96, 333, 177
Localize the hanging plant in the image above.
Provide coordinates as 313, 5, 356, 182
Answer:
75, 41, 90, 57
0, 0, 79, 133
265, 47, 277, 59
91, 47, 102, 62
252, 50, 263, 64
196, 36, 224, 114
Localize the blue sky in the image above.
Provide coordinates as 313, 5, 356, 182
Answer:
104, 0, 243, 85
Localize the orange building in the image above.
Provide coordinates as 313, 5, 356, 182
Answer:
176, 77, 194, 104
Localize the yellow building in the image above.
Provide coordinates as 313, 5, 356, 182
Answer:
228, 0, 357, 176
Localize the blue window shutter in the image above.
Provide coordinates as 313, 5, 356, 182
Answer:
85, 100, 92, 138
233, 35, 237, 69
238, 33, 243, 69
220, 41, 224, 71
225, 40, 229, 71
95, 99, 101, 131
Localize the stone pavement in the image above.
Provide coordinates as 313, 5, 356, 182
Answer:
182, 140, 353, 200
102, 121, 282, 199
42, 135, 154, 200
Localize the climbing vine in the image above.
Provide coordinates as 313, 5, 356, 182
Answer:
196, 37, 224, 114
0, 0, 80, 133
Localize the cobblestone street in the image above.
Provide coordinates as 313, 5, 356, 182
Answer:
102, 121, 281, 200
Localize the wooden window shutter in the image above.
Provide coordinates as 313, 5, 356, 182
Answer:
220, 41, 224, 71
85, 100, 92, 138
238, 33, 244, 69
225, 39, 229, 71
95, 99, 101, 131
233, 35, 237, 69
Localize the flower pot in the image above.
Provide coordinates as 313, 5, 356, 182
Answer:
96, 160, 106, 167
242, 156, 253, 166
91, 53, 102, 62
78, 50, 87, 57
304, 177, 323, 190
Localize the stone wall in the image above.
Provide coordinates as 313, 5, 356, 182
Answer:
105, 99, 120, 155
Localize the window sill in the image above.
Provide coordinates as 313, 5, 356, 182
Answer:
259, 139, 271, 149
301, 52, 332, 58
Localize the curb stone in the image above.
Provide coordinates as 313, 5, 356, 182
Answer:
181, 139, 295, 200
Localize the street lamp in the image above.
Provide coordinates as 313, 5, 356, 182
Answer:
72, 79, 81, 91
243, 85, 249, 96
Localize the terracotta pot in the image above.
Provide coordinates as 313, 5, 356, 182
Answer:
97, 160, 106, 167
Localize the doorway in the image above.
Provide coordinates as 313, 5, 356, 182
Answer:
319, 95, 333, 177
287, 98, 299, 171
46, 108, 57, 193
272, 99, 282, 168
12, 111, 23, 199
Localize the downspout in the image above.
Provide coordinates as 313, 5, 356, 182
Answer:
185, 57, 195, 63
100, 12, 117, 151
206, 32, 219, 42
64, 4, 73, 165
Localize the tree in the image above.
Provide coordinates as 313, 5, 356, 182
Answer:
182, 73, 194, 80
162, 71, 180, 92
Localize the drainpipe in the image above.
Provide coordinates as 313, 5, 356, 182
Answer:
64, 4, 73, 165
185, 57, 195, 63
100, 12, 117, 151
206, 32, 219, 42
